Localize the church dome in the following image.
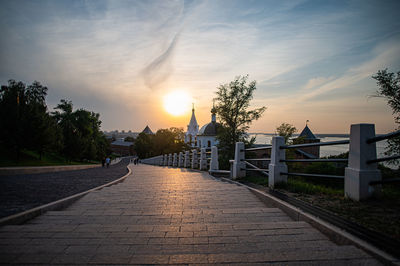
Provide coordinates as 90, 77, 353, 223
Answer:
198, 121, 221, 136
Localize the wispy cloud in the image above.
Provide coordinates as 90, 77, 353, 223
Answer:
301, 76, 335, 91
141, 32, 180, 90
1, 0, 399, 132
298, 37, 400, 102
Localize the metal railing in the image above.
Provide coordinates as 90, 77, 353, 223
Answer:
229, 124, 399, 201
366, 129, 400, 186
240, 145, 272, 176
279, 139, 349, 180
140, 124, 399, 201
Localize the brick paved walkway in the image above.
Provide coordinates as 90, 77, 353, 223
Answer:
0, 164, 380, 265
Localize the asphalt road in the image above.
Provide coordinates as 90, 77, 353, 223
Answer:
0, 158, 130, 218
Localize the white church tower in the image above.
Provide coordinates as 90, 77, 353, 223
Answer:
185, 104, 199, 147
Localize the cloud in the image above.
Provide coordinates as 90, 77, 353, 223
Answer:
298, 37, 400, 102
302, 76, 334, 90
141, 32, 180, 90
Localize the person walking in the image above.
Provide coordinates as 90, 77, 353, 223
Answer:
105, 157, 110, 168
101, 158, 105, 168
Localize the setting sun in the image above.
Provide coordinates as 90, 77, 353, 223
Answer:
163, 90, 192, 116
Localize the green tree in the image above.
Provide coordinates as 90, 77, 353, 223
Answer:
0, 80, 59, 160
52, 100, 108, 161
152, 127, 188, 155
52, 100, 80, 161
276, 123, 297, 144
214, 75, 266, 168
133, 127, 189, 159
134, 132, 154, 158
372, 69, 400, 165
25, 81, 61, 159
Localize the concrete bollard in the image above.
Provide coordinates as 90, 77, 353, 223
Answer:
184, 151, 190, 168
345, 124, 381, 201
173, 153, 178, 167
191, 149, 198, 169
232, 142, 246, 179
209, 146, 219, 171
178, 152, 183, 167
200, 148, 207, 170
268, 136, 287, 188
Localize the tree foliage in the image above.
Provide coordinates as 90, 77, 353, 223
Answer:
372, 69, 400, 165
214, 75, 266, 168
52, 100, 109, 161
276, 123, 297, 144
0, 79, 110, 163
134, 127, 189, 158
0, 80, 60, 160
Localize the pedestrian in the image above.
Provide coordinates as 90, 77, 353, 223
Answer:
105, 157, 110, 168
101, 158, 105, 168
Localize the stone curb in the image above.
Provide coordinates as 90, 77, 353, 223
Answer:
0, 164, 132, 227
217, 176, 399, 265
0, 164, 101, 176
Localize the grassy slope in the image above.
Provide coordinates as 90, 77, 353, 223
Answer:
239, 171, 400, 241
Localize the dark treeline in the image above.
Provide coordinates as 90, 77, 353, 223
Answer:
134, 127, 189, 158
0, 80, 110, 162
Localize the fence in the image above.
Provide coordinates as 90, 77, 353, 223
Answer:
140, 146, 230, 175
141, 123, 399, 201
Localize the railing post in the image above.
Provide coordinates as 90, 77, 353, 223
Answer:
168, 154, 172, 166
268, 136, 287, 188
199, 148, 207, 170
163, 154, 168, 166
209, 146, 219, 171
178, 152, 183, 167
232, 142, 245, 179
184, 151, 190, 168
173, 153, 178, 167
191, 149, 198, 169
345, 124, 381, 201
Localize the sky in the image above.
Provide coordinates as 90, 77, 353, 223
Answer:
1, 0, 400, 134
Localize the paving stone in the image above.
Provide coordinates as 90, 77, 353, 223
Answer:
0, 164, 382, 265
129, 254, 170, 264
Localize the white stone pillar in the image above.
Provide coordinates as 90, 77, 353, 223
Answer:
232, 142, 246, 179
199, 148, 207, 170
268, 136, 287, 188
209, 146, 219, 171
191, 149, 198, 169
345, 124, 381, 201
184, 151, 190, 168
173, 153, 178, 167
168, 154, 172, 166
178, 152, 183, 167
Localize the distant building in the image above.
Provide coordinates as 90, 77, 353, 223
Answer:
110, 140, 135, 156
103, 130, 138, 140
294, 124, 320, 159
141, 125, 154, 135
196, 106, 222, 149
184, 105, 221, 149
185, 105, 199, 147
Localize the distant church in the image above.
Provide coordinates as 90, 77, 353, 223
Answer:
184, 105, 221, 149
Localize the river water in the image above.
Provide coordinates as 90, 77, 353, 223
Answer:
249, 134, 388, 159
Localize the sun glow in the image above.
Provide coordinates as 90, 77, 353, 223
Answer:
163, 90, 192, 116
